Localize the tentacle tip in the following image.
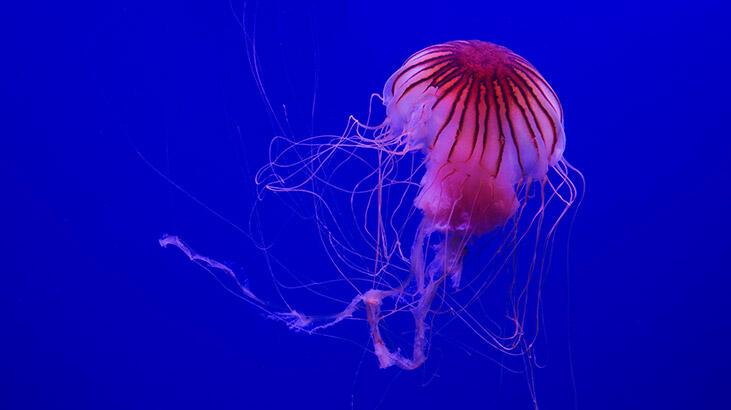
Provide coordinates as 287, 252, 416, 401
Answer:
158, 233, 177, 248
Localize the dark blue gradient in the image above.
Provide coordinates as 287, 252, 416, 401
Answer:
2, 1, 730, 409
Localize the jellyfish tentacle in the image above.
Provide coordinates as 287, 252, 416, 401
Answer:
162, 40, 579, 375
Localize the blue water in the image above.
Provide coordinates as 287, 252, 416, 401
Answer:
3, 1, 730, 409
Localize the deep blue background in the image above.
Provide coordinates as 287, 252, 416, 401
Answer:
3, 1, 731, 409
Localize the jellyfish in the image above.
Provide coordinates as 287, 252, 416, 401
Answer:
162, 40, 580, 372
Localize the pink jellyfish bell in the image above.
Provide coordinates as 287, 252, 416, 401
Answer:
384, 40, 565, 290
386, 40, 564, 235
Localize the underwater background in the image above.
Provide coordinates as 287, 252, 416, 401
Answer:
3, 0, 731, 409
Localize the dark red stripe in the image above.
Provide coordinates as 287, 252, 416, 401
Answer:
506, 77, 540, 157
431, 78, 469, 149
390, 53, 453, 95
479, 83, 492, 165
396, 62, 457, 104
509, 73, 548, 148
511, 67, 560, 156
511, 61, 563, 120
497, 78, 525, 175
491, 78, 507, 176
448, 76, 476, 160
468, 80, 483, 159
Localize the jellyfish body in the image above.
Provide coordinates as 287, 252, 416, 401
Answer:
385, 40, 565, 237
351, 40, 570, 368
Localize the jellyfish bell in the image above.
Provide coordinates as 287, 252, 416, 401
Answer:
374, 40, 572, 308
384, 40, 565, 239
